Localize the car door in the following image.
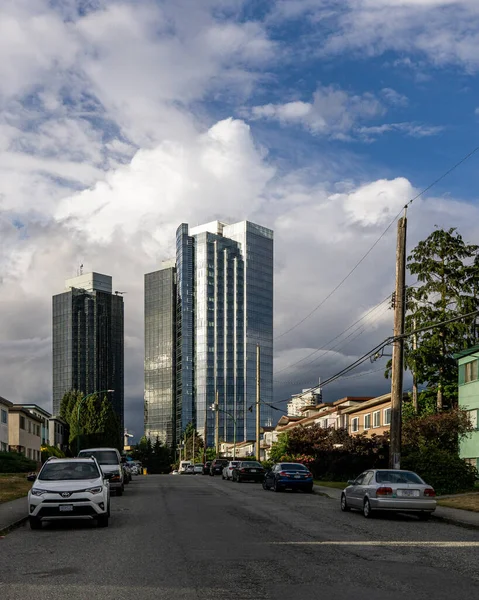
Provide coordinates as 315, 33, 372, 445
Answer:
347, 472, 367, 507
356, 471, 374, 505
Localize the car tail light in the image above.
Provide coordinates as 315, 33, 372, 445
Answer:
279, 471, 290, 477
424, 488, 436, 497
305, 472, 312, 477
240, 468, 246, 472
376, 486, 393, 496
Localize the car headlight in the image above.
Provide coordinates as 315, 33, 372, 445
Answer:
31, 488, 49, 497
85, 486, 103, 495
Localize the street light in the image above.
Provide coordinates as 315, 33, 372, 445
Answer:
210, 404, 237, 459
76, 389, 115, 455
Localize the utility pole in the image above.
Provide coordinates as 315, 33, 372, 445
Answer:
192, 428, 195, 463
203, 404, 208, 463
214, 390, 219, 458
389, 211, 407, 470
412, 316, 418, 412
256, 344, 261, 462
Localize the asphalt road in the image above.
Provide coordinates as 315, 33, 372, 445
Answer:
1, 474, 479, 599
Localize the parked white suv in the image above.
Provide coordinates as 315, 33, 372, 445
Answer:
28, 457, 110, 529
78, 447, 124, 495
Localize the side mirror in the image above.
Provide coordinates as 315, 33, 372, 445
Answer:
347, 479, 356, 486
26, 473, 37, 482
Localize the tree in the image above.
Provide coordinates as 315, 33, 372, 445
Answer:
60, 390, 121, 451
386, 227, 479, 411
181, 422, 204, 462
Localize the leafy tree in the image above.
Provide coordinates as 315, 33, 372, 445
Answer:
60, 390, 121, 451
181, 422, 204, 462
385, 227, 479, 411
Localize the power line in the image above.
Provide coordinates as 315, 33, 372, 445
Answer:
274, 145, 479, 342
274, 293, 392, 377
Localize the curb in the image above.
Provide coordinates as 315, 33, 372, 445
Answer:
0, 515, 28, 537
431, 513, 479, 531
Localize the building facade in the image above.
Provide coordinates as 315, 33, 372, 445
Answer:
456, 345, 479, 468
144, 263, 177, 447
49, 416, 68, 451
8, 405, 42, 462
52, 272, 124, 431
342, 393, 396, 437
287, 386, 323, 417
145, 220, 274, 448
0, 396, 13, 452
20, 404, 51, 446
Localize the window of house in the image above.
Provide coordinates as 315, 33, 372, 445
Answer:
351, 417, 359, 433
468, 409, 478, 430
464, 458, 478, 468
0, 442, 7, 452
27, 448, 31, 458
461, 359, 479, 384
20, 416, 25, 430
1, 409, 7, 424
373, 411, 381, 428
28, 420, 31, 434
384, 408, 391, 426
364, 413, 371, 430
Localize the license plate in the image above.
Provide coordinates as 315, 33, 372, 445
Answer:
397, 489, 419, 497
294, 475, 301, 479
59, 504, 73, 512
251, 469, 256, 472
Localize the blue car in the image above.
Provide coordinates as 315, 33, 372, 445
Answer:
262, 462, 314, 493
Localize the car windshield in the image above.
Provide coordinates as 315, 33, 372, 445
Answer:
195, 464, 203, 467
242, 462, 261, 468
279, 463, 307, 470
376, 470, 424, 484
79, 450, 118, 465
39, 462, 100, 481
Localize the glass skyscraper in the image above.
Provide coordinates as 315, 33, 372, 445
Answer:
144, 220, 273, 448
52, 272, 124, 431
144, 262, 177, 446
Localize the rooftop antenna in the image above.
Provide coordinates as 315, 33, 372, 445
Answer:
115, 291, 127, 295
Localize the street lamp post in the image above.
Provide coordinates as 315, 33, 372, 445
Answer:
76, 389, 115, 456
210, 404, 237, 459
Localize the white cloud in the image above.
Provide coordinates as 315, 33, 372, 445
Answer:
249, 83, 385, 138
273, 0, 479, 72
381, 88, 409, 107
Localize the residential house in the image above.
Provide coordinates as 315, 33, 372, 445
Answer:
455, 345, 479, 469
20, 404, 52, 446
341, 393, 406, 437
8, 405, 42, 462
0, 396, 13, 452
49, 415, 68, 451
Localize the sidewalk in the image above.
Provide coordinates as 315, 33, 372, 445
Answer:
314, 484, 479, 529
0, 497, 28, 535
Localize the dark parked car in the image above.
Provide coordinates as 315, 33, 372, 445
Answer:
203, 462, 211, 475
210, 459, 228, 476
263, 462, 313, 493
232, 461, 265, 483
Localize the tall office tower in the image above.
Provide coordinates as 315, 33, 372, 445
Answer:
171, 220, 273, 447
144, 261, 177, 447
52, 272, 124, 431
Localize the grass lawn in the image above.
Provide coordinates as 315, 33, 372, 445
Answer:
0, 473, 32, 504
438, 493, 479, 513
314, 481, 347, 489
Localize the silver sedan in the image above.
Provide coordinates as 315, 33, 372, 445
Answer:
341, 469, 436, 520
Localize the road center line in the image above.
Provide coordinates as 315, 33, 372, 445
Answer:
268, 541, 479, 547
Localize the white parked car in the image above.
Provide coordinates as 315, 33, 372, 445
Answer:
28, 457, 110, 529
78, 447, 124, 496
222, 460, 241, 480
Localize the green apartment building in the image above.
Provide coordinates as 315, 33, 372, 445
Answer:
456, 344, 479, 469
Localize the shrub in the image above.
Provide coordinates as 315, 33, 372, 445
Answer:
41, 445, 66, 463
402, 447, 477, 495
0, 451, 37, 473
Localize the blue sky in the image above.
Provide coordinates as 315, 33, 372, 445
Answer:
1, 0, 479, 441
